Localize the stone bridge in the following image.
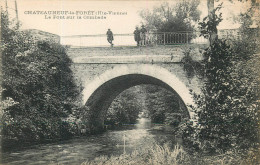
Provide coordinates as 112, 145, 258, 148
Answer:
67, 46, 204, 131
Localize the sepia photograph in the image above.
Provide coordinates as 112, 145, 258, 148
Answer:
0, 0, 259, 164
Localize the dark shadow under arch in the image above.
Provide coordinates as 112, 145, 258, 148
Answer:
85, 74, 190, 132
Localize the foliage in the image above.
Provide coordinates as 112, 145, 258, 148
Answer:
105, 87, 142, 126
199, 3, 223, 41
105, 85, 189, 127
82, 142, 258, 165
187, 4, 260, 153
234, 5, 260, 59
164, 113, 182, 126
82, 143, 191, 165
139, 0, 201, 32
1, 11, 82, 147
188, 39, 259, 153
180, 46, 204, 80
142, 85, 189, 124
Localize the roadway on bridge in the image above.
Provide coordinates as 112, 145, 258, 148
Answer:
67, 45, 205, 63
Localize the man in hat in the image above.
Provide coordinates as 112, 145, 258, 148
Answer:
133, 27, 141, 46
140, 25, 147, 46
106, 28, 114, 47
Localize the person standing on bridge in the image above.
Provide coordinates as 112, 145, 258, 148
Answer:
133, 27, 141, 46
140, 25, 147, 46
106, 28, 114, 47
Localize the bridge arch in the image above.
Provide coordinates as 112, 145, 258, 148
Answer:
83, 64, 195, 131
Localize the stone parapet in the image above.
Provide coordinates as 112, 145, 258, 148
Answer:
72, 55, 183, 64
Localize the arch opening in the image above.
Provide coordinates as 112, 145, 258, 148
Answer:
105, 84, 190, 128
82, 64, 195, 132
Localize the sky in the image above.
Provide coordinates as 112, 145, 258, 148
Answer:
3, 0, 253, 36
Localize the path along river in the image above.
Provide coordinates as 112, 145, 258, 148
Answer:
2, 118, 179, 165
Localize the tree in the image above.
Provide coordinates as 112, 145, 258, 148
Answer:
1, 11, 82, 148
105, 87, 142, 126
205, 0, 258, 45
207, 0, 218, 45
139, 0, 201, 32
190, 1, 259, 153
199, 2, 222, 45
142, 85, 189, 124
193, 40, 259, 153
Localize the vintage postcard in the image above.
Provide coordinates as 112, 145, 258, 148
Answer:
1, 0, 259, 164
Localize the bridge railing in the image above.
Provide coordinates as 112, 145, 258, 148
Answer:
147, 31, 208, 45
60, 31, 209, 47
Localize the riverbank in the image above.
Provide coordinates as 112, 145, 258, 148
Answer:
1, 118, 176, 164
82, 143, 259, 165
2, 117, 258, 165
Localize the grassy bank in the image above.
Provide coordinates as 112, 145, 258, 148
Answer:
82, 143, 259, 165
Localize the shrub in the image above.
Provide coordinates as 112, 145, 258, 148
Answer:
189, 39, 259, 154
1, 11, 81, 148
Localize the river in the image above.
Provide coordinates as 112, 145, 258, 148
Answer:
2, 118, 178, 165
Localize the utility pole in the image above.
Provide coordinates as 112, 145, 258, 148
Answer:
207, 0, 217, 45
5, 0, 8, 15
15, 0, 19, 29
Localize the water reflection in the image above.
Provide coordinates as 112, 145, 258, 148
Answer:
136, 118, 152, 129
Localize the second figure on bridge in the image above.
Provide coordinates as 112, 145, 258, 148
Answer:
133, 27, 141, 46
140, 25, 147, 46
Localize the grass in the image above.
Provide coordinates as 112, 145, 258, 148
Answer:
82, 143, 190, 165
81, 142, 259, 165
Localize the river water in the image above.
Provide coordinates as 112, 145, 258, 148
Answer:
2, 118, 177, 165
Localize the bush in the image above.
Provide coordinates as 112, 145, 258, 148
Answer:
181, 5, 260, 154
188, 39, 259, 154
1, 11, 81, 148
